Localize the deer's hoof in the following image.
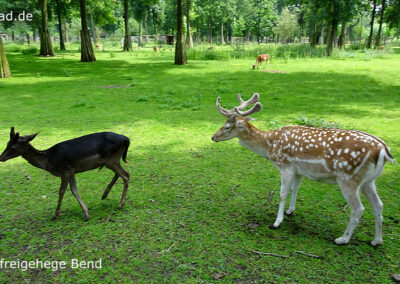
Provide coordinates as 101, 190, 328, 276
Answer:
51, 215, 58, 221
334, 237, 349, 245
117, 204, 124, 210
371, 239, 383, 247
84, 216, 89, 222
269, 224, 280, 230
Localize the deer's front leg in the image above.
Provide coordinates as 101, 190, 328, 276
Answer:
272, 169, 295, 228
69, 175, 89, 221
51, 177, 68, 221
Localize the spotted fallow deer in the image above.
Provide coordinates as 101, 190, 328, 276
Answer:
0, 128, 131, 221
212, 94, 395, 246
252, 54, 270, 70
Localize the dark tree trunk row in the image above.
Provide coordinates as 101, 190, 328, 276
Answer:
56, 0, 66, 51
338, 20, 347, 49
123, 0, 132, 51
40, 0, 55, 56
175, 0, 187, 65
80, 0, 96, 62
375, 0, 386, 48
367, 0, 377, 49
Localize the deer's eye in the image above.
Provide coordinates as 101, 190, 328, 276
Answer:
224, 125, 231, 131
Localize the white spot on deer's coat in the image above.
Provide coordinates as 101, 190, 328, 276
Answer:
351, 152, 357, 158
344, 148, 349, 154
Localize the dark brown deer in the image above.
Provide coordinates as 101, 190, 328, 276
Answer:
0, 127, 131, 221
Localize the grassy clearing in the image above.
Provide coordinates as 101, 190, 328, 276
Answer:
0, 46, 399, 282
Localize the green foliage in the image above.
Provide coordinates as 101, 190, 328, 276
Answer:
21, 46, 38, 55
294, 115, 344, 129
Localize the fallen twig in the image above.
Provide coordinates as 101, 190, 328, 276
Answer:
296, 251, 321, 259
156, 243, 175, 255
231, 184, 240, 195
250, 249, 289, 258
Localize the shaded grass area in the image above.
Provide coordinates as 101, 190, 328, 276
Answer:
0, 50, 399, 282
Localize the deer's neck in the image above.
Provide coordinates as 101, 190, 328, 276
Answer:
238, 124, 272, 159
21, 144, 48, 170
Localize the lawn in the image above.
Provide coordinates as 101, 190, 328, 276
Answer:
0, 45, 399, 282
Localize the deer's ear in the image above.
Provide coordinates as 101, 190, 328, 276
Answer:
24, 133, 38, 142
10, 127, 15, 139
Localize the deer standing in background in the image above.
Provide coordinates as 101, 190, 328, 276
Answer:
252, 54, 270, 70
153, 46, 159, 52
212, 94, 394, 246
0, 128, 131, 221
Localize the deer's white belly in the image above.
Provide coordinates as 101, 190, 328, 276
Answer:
290, 157, 337, 184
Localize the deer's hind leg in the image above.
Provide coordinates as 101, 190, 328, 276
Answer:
102, 173, 119, 200
335, 180, 364, 245
362, 181, 383, 246
105, 162, 130, 209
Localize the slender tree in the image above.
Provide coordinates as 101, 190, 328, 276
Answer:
0, 36, 11, 78
79, 0, 96, 62
89, 5, 97, 44
175, 0, 186, 65
123, 0, 132, 50
338, 20, 347, 48
56, 0, 66, 50
367, 0, 377, 48
39, 0, 55, 56
375, 0, 386, 48
186, 0, 194, 48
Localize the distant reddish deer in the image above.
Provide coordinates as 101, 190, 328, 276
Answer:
153, 46, 159, 52
252, 54, 270, 69
94, 43, 103, 51
0, 128, 131, 221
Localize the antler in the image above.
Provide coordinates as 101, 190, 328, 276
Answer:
216, 93, 262, 118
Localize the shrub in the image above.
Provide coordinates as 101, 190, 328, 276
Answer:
22, 46, 38, 55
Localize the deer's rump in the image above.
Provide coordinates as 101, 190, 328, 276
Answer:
46, 132, 130, 174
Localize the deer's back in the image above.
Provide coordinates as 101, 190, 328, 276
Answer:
46, 132, 129, 174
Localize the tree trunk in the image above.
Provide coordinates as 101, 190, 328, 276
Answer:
338, 20, 347, 49
0, 36, 11, 78
64, 21, 69, 42
123, 0, 132, 51
310, 20, 317, 47
32, 28, 36, 42
367, 0, 377, 49
318, 24, 324, 45
359, 13, 363, 44
11, 32, 15, 41
209, 23, 213, 44
26, 34, 30, 45
220, 22, 225, 44
138, 21, 143, 47
186, 0, 193, 48
375, 0, 386, 48
56, 0, 66, 50
79, 0, 96, 62
39, 0, 55, 56
326, 17, 338, 55
89, 5, 97, 44
175, 0, 187, 65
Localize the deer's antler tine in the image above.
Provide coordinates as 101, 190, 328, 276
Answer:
234, 102, 262, 117
237, 93, 260, 110
216, 97, 232, 117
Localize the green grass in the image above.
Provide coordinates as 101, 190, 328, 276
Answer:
0, 45, 399, 283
